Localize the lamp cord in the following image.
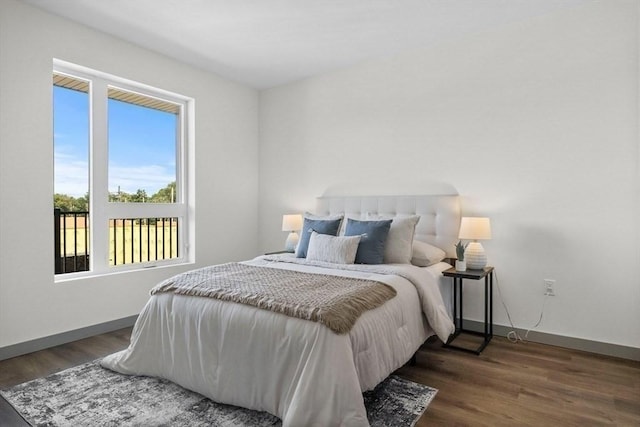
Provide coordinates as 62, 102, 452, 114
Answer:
494, 270, 548, 343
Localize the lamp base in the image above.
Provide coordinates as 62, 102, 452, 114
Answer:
284, 232, 299, 252
465, 241, 487, 269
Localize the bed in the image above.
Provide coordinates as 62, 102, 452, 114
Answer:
102, 195, 460, 426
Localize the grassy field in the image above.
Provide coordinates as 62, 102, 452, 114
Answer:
58, 219, 179, 267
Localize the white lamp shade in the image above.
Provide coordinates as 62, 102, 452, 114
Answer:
458, 217, 492, 240
282, 214, 303, 232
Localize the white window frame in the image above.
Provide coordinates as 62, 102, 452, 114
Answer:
54, 59, 193, 281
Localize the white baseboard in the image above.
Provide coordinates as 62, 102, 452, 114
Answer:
0, 315, 138, 361
463, 319, 640, 361
1, 316, 638, 362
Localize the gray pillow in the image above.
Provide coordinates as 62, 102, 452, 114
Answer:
344, 219, 392, 264
295, 217, 343, 258
366, 214, 420, 264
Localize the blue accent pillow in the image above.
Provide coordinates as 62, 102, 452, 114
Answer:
295, 217, 343, 258
344, 219, 392, 264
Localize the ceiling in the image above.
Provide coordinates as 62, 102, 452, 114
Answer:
24, 0, 592, 89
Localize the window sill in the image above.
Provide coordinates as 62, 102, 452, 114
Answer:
54, 259, 195, 284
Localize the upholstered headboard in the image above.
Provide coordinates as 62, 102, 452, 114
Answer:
315, 195, 461, 258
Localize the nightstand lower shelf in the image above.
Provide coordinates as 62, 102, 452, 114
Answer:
445, 328, 492, 355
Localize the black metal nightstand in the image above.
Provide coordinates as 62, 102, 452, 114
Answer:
442, 266, 494, 355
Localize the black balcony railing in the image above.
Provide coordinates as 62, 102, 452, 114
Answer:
54, 208, 89, 274
54, 209, 180, 274
109, 217, 179, 266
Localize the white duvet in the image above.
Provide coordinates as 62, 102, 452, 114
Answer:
101, 256, 454, 426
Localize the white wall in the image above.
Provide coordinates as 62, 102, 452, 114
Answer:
0, 0, 259, 348
259, 1, 640, 348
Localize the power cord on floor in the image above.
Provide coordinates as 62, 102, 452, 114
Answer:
494, 270, 548, 343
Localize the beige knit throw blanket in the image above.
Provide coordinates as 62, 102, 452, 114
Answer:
150, 263, 397, 334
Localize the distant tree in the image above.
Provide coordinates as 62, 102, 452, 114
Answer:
132, 189, 148, 203
108, 191, 122, 202
78, 193, 89, 211
150, 182, 176, 203
54, 193, 74, 211
54, 193, 88, 211
108, 188, 138, 203
61, 182, 175, 208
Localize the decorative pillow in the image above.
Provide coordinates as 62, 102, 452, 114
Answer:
303, 212, 344, 221
344, 219, 392, 264
295, 216, 343, 258
306, 231, 361, 264
366, 214, 420, 264
411, 240, 446, 267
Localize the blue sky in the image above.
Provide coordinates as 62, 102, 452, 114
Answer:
54, 86, 177, 198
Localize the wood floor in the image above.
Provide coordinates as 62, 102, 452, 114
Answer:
401, 334, 640, 426
0, 328, 638, 426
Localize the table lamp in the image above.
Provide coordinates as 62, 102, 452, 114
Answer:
282, 214, 303, 252
458, 217, 491, 270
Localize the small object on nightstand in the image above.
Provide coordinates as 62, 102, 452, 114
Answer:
454, 241, 468, 271
442, 266, 494, 355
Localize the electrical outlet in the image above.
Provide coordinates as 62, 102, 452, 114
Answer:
544, 279, 556, 296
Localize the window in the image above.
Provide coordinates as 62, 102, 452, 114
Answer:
53, 60, 192, 278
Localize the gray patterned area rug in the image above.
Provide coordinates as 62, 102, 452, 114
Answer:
1, 361, 437, 427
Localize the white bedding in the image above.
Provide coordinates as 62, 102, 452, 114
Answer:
101, 257, 454, 426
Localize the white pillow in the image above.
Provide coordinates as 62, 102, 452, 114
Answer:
366, 214, 420, 264
306, 231, 361, 264
411, 240, 446, 267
